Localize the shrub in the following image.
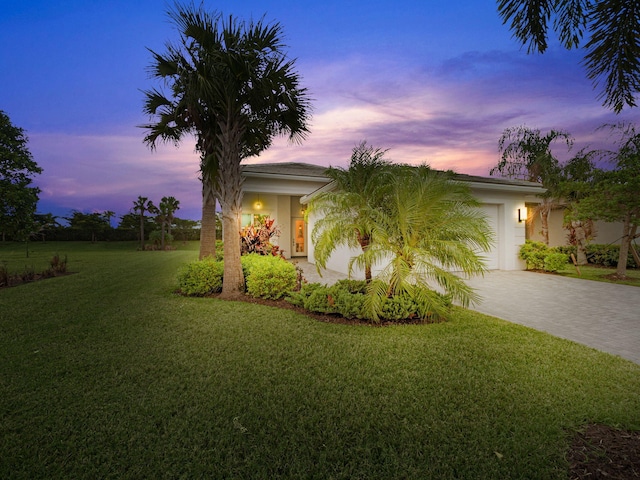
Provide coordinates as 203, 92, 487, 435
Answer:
519, 240, 548, 270
177, 258, 224, 296
543, 252, 569, 272
243, 254, 297, 300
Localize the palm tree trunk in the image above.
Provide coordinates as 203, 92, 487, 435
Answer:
199, 179, 217, 260
616, 214, 633, 278
217, 121, 245, 298
540, 201, 551, 245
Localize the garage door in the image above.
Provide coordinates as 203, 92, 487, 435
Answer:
479, 204, 500, 270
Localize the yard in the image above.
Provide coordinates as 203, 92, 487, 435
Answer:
1, 242, 639, 479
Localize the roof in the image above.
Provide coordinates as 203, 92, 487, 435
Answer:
241, 162, 546, 201
241, 162, 330, 179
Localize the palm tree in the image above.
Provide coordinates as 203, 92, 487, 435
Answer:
158, 196, 180, 249
359, 166, 493, 321
491, 126, 573, 245
497, 0, 640, 112
142, 3, 311, 297
132, 196, 157, 250
309, 141, 393, 282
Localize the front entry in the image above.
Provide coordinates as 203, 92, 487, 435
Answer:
291, 217, 306, 257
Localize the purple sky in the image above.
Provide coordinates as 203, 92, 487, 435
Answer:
1, 0, 636, 221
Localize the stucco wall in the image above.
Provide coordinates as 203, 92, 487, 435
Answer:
528, 207, 625, 246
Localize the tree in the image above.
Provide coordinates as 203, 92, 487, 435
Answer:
0, 110, 42, 242
497, 0, 640, 112
132, 196, 158, 249
142, 3, 311, 297
309, 141, 394, 282
352, 165, 494, 321
65, 211, 110, 243
557, 149, 600, 264
573, 123, 640, 277
158, 196, 180, 249
490, 125, 573, 244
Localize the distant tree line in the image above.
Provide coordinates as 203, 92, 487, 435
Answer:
26, 203, 206, 245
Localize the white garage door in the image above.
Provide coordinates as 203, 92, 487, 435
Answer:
479, 204, 500, 270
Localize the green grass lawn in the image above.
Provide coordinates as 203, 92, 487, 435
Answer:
1, 242, 639, 479
556, 263, 640, 286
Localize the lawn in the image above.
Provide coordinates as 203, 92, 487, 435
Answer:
556, 263, 640, 286
1, 242, 639, 479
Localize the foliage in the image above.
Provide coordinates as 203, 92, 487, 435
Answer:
242, 254, 297, 300
177, 257, 224, 296
240, 217, 282, 256
142, 3, 311, 296
0, 253, 67, 288
519, 240, 549, 270
497, 0, 640, 112
544, 252, 570, 272
65, 210, 112, 243
359, 165, 493, 322
131, 196, 158, 250
287, 279, 450, 322
519, 240, 570, 271
310, 141, 394, 281
148, 231, 174, 250
157, 196, 180, 250
572, 123, 640, 277
491, 125, 573, 245
0, 110, 42, 241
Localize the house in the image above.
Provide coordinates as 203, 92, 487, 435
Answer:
241, 162, 546, 276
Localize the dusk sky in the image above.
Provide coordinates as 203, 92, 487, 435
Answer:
1, 0, 636, 221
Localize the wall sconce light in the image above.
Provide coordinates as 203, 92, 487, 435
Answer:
518, 207, 527, 223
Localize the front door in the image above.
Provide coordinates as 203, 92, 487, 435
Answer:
291, 218, 306, 257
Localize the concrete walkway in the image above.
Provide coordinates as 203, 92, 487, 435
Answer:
291, 259, 640, 365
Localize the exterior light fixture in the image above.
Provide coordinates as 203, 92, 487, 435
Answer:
518, 207, 527, 223
254, 200, 262, 210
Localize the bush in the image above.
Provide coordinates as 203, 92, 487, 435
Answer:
243, 254, 297, 300
519, 240, 548, 270
177, 258, 224, 296
543, 252, 569, 272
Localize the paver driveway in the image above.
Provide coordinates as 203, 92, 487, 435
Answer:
466, 271, 640, 365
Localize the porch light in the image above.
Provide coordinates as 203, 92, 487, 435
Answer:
254, 196, 262, 210
518, 207, 527, 223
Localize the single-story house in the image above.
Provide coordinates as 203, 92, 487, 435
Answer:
241, 162, 546, 276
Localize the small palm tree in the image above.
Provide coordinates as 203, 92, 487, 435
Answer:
132, 196, 157, 250
158, 196, 180, 249
310, 141, 393, 282
360, 166, 494, 321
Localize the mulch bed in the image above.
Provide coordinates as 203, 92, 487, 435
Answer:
568, 424, 640, 479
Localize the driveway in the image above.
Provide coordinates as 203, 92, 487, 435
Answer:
466, 271, 640, 365
294, 259, 640, 365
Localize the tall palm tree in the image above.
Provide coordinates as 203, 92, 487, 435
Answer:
132, 196, 157, 250
491, 126, 573, 245
359, 166, 493, 321
309, 141, 393, 282
142, 3, 311, 297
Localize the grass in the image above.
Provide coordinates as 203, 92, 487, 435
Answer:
556, 263, 640, 286
1, 241, 639, 479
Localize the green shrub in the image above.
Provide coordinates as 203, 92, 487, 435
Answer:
244, 254, 297, 300
543, 252, 569, 272
177, 258, 224, 296
519, 240, 548, 270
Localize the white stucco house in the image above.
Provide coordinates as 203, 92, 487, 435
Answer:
241, 162, 546, 276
